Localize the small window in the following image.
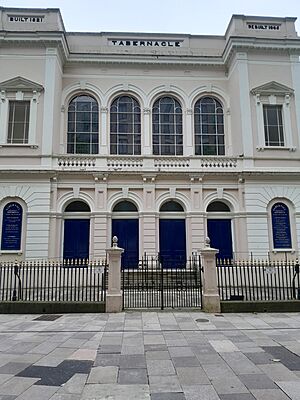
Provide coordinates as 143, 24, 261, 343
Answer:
7, 101, 30, 144
263, 105, 284, 146
1, 202, 23, 251
207, 201, 230, 212
160, 201, 184, 212
113, 201, 138, 212
65, 201, 91, 212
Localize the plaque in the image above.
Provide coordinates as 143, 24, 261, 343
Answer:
271, 203, 292, 249
1, 202, 23, 251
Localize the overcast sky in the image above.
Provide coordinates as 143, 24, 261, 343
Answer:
1, 0, 300, 35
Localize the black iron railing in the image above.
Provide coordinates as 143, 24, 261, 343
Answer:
122, 254, 202, 309
0, 259, 107, 302
217, 259, 300, 301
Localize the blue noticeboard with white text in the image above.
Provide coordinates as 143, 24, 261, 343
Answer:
271, 203, 292, 249
1, 202, 23, 251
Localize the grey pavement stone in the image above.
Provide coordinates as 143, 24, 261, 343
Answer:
239, 374, 277, 390
146, 351, 170, 360
81, 384, 150, 400
219, 394, 255, 400
151, 393, 185, 400
97, 345, 122, 354
169, 347, 194, 357
250, 389, 291, 400
0, 375, 13, 385
149, 375, 182, 393
14, 385, 59, 400
172, 357, 200, 367
182, 385, 220, 400
0, 377, 39, 396
275, 381, 300, 400
258, 363, 299, 381
211, 376, 249, 395
49, 394, 81, 400
147, 360, 175, 376
118, 368, 148, 384
87, 366, 118, 384
58, 373, 88, 394
119, 354, 146, 369
94, 353, 120, 366
0, 396, 17, 400
220, 352, 261, 375
262, 345, 300, 371
0, 363, 31, 375
244, 352, 273, 365
176, 367, 210, 385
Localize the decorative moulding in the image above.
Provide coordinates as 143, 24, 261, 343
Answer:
0, 76, 44, 92
251, 81, 294, 97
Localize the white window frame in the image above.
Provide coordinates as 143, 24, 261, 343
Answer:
251, 83, 295, 152
0, 77, 43, 148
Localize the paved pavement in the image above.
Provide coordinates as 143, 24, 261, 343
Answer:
0, 312, 300, 399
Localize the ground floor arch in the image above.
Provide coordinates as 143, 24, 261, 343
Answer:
111, 200, 139, 268
62, 200, 91, 260
159, 200, 186, 268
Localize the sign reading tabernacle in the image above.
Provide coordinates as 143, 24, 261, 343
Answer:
109, 39, 182, 47
271, 203, 292, 249
1, 202, 23, 251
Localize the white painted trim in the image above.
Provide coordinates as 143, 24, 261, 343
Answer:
42, 48, 57, 156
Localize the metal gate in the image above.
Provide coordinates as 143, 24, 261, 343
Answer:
122, 254, 202, 309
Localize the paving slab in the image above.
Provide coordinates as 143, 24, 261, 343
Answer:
81, 384, 150, 400
87, 366, 118, 384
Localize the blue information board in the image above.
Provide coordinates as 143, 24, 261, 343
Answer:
1, 202, 23, 251
271, 203, 292, 249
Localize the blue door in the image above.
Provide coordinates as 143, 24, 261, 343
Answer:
207, 219, 233, 260
63, 219, 90, 260
112, 219, 139, 268
159, 219, 186, 268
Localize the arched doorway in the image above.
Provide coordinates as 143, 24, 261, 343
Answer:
111, 200, 139, 268
63, 200, 91, 260
206, 200, 233, 260
159, 200, 186, 268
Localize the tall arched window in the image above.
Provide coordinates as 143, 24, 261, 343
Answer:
153, 96, 183, 155
110, 96, 141, 155
194, 97, 224, 156
1, 202, 23, 251
271, 202, 292, 249
67, 95, 99, 154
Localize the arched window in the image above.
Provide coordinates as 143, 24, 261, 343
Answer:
153, 96, 183, 155
1, 202, 23, 251
110, 96, 141, 155
194, 97, 224, 156
65, 201, 91, 212
207, 201, 230, 212
160, 201, 184, 212
67, 95, 99, 154
113, 201, 138, 212
271, 202, 292, 249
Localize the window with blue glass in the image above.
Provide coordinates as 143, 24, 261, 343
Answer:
271, 202, 292, 249
67, 95, 99, 154
194, 97, 225, 155
110, 96, 141, 155
1, 202, 23, 251
152, 96, 183, 155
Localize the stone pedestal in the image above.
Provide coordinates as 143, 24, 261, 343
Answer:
106, 236, 124, 313
200, 238, 221, 313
